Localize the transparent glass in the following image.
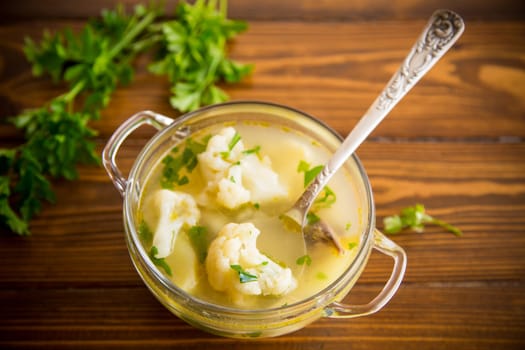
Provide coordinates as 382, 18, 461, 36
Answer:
102, 101, 407, 338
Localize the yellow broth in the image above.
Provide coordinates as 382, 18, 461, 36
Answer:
137, 121, 364, 309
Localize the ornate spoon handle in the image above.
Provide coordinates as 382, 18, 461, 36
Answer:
294, 9, 465, 218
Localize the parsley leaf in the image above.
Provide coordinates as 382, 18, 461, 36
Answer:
149, 246, 173, 276
296, 254, 312, 266
316, 272, 327, 280
297, 160, 337, 211
187, 225, 209, 263
220, 131, 241, 159
230, 264, 258, 283
313, 186, 336, 209
0, 176, 29, 236
383, 204, 463, 236
138, 220, 153, 245
297, 160, 323, 187
306, 212, 321, 225
347, 242, 358, 250
243, 145, 261, 156
161, 135, 210, 189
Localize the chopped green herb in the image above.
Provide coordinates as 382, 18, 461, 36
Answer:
185, 137, 210, 171
298, 160, 320, 187
253, 203, 260, 210
314, 186, 336, 208
383, 204, 463, 236
261, 261, 269, 266
243, 145, 261, 155
229, 132, 242, 150
345, 222, 352, 231
347, 242, 358, 250
181, 146, 197, 172
306, 212, 320, 225
297, 160, 310, 173
316, 272, 327, 280
161, 155, 187, 188
246, 331, 262, 338
161, 135, 210, 189
297, 160, 336, 209
138, 220, 153, 245
305, 165, 323, 187
187, 225, 209, 263
149, 246, 172, 276
296, 254, 312, 266
220, 131, 242, 159
261, 252, 287, 268
230, 264, 258, 283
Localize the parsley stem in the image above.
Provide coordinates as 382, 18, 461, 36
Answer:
61, 80, 86, 103
220, 0, 227, 17
107, 10, 157, 61
431, 218, 463, 236
130, 33, 163, 54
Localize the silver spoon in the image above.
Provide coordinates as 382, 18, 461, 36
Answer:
284, 9, 465, 252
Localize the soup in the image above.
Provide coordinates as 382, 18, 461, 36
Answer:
136, 120, 364, 309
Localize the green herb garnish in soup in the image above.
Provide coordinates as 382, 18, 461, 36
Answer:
137, 122, 364, 309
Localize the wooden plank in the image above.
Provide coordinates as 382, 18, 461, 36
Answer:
0, 2, 523, 349
0, 284, 523, 349
1, 0, 524, 21
1, 21, 524, 140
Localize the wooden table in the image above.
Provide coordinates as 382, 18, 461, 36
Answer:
1, 1, 524, 349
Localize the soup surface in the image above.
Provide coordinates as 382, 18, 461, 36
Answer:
137, 120, 364, 309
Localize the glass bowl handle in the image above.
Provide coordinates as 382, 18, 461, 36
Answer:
102, 110, 174, 196
325, 229, 407, 318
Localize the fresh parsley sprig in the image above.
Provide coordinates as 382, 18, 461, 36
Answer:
1, 5, 158, 235
1, 1, 252, 235
24, 4, 158, 119
149, 0, 253, 111
383, 204, 463, 236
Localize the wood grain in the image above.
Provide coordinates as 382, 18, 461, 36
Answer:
0, 285, 523, 349
1, 21, 524, 140
0, 1, 524, 349
1, 0, 524, 21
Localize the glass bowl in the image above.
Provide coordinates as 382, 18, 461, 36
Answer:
102, 101, 406, 338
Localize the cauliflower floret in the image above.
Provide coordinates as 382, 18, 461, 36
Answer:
142, 189, 200, 258
197, 127, 244, 183
205, 223, 297, 300
240, 154, 287, 204
216, 165, 250, 209
198, 127, 288, 210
